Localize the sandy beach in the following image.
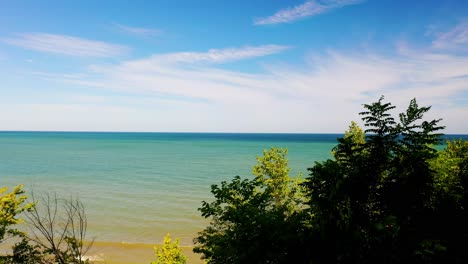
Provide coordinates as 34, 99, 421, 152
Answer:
81, 241, 203, 264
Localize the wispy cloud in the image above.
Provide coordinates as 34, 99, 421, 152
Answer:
2, 33, 129, 57
114, 23, 161, 37
8, 28, 468, 133
254, 0, 363, 25
34, 41, 468, 132
135, 45, 291, 64
432, 22, 468, 51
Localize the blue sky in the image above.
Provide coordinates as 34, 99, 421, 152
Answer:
0, 0, 467, 133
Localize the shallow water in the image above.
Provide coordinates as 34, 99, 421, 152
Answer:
0, 132, 339, 245
1, 132, 466, 245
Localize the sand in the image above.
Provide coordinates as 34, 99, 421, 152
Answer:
85, 241, 204, 264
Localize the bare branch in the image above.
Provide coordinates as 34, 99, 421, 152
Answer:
21, 193, 93, 264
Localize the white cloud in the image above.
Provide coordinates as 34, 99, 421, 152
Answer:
2, 33, 129, 57
4, 28, 467, 133
26, 42, 468, 133
136, 45, 291, 64
432, 22, 468, 51
114, 23, 161, 37
254, 0, 363, 25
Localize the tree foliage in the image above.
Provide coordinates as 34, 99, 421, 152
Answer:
20, 194, 92, 264
194, 97, 468, 263
0, 185, 34, 243
194, 148, 308, 264
304, 96, 457, 263
151, 234, 186, 264
252, 148, 305, 212
429, 139, 468, 262
0, 185, 35, 264
0, 192, 93, 264
7, 237, 46, 264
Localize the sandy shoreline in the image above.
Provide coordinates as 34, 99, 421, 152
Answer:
1, 240, 204, 264
85, 240, 204, 264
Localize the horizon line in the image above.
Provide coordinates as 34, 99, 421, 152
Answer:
0, 130, 345, 134
1, 130, 468, 136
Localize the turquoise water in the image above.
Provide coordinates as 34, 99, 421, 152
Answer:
0, 132, 338, 245
1, 132, 466, 245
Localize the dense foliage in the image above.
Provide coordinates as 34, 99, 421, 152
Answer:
0, 185, 33, 243
194, 97, 468, 264
151, 234, 187, 264
429, 139, 468, 262
194, 148, 309, 263
305, 96, 448, 263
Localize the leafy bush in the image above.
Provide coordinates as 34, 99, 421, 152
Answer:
151, 234, 186, 264
0, 185, 34, 242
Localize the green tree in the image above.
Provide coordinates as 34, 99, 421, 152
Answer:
252, 148, 305, 212
194, 96, 466, 263
20, 194, 92, 264
2, 194, 93, 264
304, 96, 447, 263
332, 121, 366, 164
1, 187, 92, 264
7, 238, 45, 264
428, 139, 468, 262
151, 234, 186, 264
431, 139, 468, 203
0, 185, 34, 243
194, 148, 308, 264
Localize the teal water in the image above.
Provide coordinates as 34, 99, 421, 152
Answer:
1, 132, 466, 245
0, 132, 338, 245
